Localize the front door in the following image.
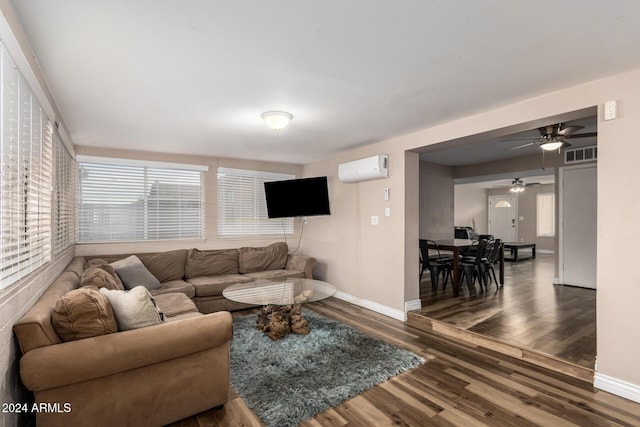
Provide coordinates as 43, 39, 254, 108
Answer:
488, 195, 517, 242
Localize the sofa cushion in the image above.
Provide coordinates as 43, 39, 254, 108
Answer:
80, 265, 125, 290
164, 312, 203, 322
51, 287, 118, 342
238, 242, 288, 274
153, 292, 199, 318
99, 287, 164, 331
137, 249, 188, 282
13, 270, 80, 353
188, 274, 254, 297
110, 255, 161, 291
185, 248, 239, 278
242, 269, 305, 280
65, 257, 86, 279
150, 279, 196, 298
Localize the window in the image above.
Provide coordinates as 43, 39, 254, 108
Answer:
76, 157, 206, 242
54, 135, 74, 254
217, 167, 294, 236
537, 193, 555, 237
0, 44, 53, 289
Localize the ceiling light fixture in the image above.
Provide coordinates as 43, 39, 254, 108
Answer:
510, 178, 525, 193
540, 140, 564, 151
261, 111, 293, 131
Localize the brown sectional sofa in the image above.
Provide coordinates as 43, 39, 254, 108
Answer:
13, 243, 317, 426
86, 243, 317, 312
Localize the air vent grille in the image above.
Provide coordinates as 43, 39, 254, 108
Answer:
565, 145, 597, 164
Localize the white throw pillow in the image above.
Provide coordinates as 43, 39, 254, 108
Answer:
99, 286, 163, 331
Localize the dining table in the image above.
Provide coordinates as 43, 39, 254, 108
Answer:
428, 239, 504, 297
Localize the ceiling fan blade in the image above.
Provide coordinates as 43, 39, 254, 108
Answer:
566, 132, 597, 139
507, 141, 536, 150
558, 125, 584, 137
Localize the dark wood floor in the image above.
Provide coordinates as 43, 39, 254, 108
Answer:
168, 297, 639, 427
416, 254, 596, 370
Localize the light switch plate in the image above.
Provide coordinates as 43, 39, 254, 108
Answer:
604, 100, 617, 120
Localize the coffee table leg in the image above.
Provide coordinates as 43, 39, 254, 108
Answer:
256, 304, 310, 340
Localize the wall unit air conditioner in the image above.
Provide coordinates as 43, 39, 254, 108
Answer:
338, 154, 389, 183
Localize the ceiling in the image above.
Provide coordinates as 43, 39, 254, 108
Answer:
10, 1, 640, 164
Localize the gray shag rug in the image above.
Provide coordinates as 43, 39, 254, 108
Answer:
230, 309, 424, 427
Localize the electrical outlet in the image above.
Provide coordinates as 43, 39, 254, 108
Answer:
371, 216, 378, 225
385, 207, 390, 216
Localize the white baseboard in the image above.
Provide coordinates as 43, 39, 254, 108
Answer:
333, 291, 407, 321
405, 299, 422, 313
537, 249, 555, 254
594, 372, 640, 403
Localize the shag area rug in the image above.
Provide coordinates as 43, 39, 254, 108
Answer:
230, 309, 424, 427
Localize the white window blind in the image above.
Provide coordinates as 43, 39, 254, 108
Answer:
217, 167, 294, 237
54, 135, 74, 254
0, 44, 53, 289
537, 192, 555, 237
77, 158, 205, 242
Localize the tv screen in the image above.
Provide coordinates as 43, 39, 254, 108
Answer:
264, 176, 331, 218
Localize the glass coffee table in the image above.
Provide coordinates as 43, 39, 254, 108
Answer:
223, 278, 336, 340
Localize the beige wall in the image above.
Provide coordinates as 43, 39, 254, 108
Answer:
74, 146, 305, 256
303, 67, 640, 391
419, 161, 454, 240
454, 185, 488, 234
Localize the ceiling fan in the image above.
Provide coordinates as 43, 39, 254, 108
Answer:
492, 178, 540, 193
506, 123, 597, 151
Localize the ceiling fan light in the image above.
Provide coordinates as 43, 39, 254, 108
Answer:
540, 141, 564, 151
261, 111, 293, 131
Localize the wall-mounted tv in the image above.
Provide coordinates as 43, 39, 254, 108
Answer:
264, 176, 331, 218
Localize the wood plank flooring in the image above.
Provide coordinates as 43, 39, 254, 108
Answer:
168, 297, 640, 427
415, 254, 596, 370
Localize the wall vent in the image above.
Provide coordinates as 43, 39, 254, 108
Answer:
565, 145, 597, 164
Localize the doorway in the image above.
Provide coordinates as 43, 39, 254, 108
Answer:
488, 194, 517, 241
559, 164, 597, 289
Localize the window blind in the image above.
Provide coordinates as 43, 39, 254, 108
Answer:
0, 44, 53, 289
54, 134, 74, 253
537, 192, 555, 237
217, 167, 294, 237
77, 159, 204, 242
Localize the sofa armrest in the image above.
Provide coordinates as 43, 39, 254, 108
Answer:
20, 311, 232, 391
286, 254, 317, 279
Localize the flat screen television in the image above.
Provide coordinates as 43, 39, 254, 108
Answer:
264, 176, 330, 218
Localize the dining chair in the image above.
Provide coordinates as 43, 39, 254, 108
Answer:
458, 239, 489, 293
482, 238, 503, 290
419, 239, 453, 293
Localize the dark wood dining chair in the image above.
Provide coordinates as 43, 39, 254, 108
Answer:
419, 239, 453, 293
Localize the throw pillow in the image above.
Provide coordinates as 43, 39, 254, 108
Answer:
185, 248, 240, 278
110, 255, 161, 291
238, 242, 288, 274
52, 287, 118, 342
80, 265, 125, 290
99, 286, 164, 331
